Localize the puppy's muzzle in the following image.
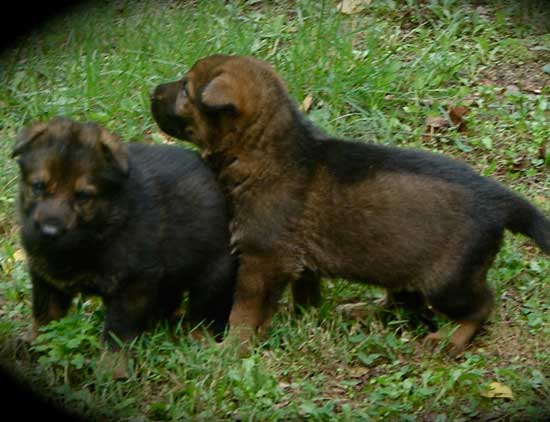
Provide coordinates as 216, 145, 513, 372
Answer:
35, 218, 65, 239
150, 82, 188, 140
32, 200, 73, 241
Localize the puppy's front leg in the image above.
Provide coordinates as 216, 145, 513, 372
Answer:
30, 272, 74, 341
225, 255, 293, 355
102, 291, 155, 350
100, 288, 157, 380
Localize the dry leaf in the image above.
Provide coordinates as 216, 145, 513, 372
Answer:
481, 382, 514, 400
511, 155, 529, 172
337, 0, 371, 15
300, 94, 314, 113
349, 366, 369, 378
152, 132, 175, 145
13, 249, 26, 262
448, 106, 469, 132
425, 116, 450, 129
423, 116, 450, 141
505, 84, 520, 95
336, 302, 370, 320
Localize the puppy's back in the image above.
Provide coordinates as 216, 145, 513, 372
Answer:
311, 138, 550, 253
126, 143, 232, 262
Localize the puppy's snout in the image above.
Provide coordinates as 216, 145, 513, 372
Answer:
35, 218, 65, 239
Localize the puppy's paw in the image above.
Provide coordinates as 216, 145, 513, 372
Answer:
22, 326, 39, 345
336, 302, 371, 320
98, 351, 129, 381
422, 331, 443, 352
422, 331, 466, 358
218, 335, 252, 358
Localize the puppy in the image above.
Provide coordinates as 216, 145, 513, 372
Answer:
12, 117, 236, 353
151, 54, 550, 356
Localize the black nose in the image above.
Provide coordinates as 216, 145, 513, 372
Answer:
35, 220, 65, 239
151, 84, 165, 101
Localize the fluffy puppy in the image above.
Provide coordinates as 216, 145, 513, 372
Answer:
12, 117, 236, 353
151, 54, 550, 355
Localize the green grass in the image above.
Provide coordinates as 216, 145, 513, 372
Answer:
1, 0, 549, 420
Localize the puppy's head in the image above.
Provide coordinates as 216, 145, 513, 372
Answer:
12, 117, 129, 255
151, 54, 288, 150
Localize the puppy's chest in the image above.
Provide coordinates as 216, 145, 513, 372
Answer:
29, 256, 118, 295
227, 186, 309, 255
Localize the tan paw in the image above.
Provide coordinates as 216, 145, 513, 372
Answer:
98, 351, 129, 380
336, 302, 371, 320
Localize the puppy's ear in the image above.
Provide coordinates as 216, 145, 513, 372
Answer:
200, 73, 240, 115
11, 122, 48, 158
99, 128, 129, 176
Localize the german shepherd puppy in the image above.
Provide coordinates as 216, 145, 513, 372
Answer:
12, 117, 236, 352
151, 54, 550, 356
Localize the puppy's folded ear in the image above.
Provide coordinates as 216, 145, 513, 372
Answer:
99, 129, 129, 176
12, 122, 48, 158
200, 73, 241, 115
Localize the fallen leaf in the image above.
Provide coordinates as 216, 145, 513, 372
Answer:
475, 6, 490, 18
337, 0, 371, 15
479, 78, 495, 86
448, 106, 469, 132
543, 63, 550, 74
274, 400, 290, 410
300, 94, 314, 113
151, 132, 175, 145
425, 116, 450, 129
505, 84, 520, 95
480, 382, 514, 400
511, 156, 529, 172
336, 302, 370, 320
521, 82, 543, 94
349, 366, 369, 378
423, 116, 450, 141
13, 249, 26, 262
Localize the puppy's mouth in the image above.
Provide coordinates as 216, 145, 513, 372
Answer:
153, 113, 188, 140
22, 222, 84, 256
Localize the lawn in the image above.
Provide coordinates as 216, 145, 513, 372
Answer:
1, 0, 549, 420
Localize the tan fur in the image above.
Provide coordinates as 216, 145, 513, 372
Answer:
150, 54, 548, 356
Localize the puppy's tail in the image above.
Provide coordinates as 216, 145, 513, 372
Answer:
505, 193, 550, 254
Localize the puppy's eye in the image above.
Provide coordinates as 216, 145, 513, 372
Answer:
74, 190, 95, 202
31, 181, 46, 196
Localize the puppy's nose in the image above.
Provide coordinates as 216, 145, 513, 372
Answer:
151, 85, 166, 101
35, 219, 65, 239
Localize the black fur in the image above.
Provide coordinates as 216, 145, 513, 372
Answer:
15, 121, 236, 349
307, 135, 550, 253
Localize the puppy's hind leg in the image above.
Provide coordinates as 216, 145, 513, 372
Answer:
422, 228, 502, 357
292, 269, 322, 313
186, 255, 237, 341
423, 268, 495, 357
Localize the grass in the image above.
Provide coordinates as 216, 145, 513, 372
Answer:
1, 0, 549, 420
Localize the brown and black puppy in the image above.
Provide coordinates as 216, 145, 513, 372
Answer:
151, 54, 550, 356
12, 117, 236, 354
